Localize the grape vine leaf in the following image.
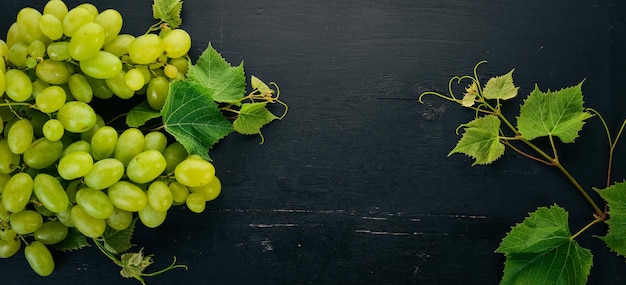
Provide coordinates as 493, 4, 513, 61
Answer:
517, 81, 592, 143
233, 102, 278, 135
52, 227, 91, 252
482, 69, 518, 100
102, 219, 137, 254
126, 101, 162, 128
187, 43, 246, 104
596, 181, 626, 257
162, 79, 235, 161
449, 115, 504, 165
495, 205, 592, 285
152, 0, 183, 28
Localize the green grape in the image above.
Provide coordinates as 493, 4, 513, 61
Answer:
10, 210, 43, 235
28, 40, 46, 58
57, 101, 97, 133
0, 227, 16, 241
4, 69, 32, 102
115, 128, 144, 166
46, 41, 70, 61
25, 57, 38, 69
6, 23, 23, 49
34, 221, 68, 245
103, 34, 134, 57
162, 29, 191, 58
42, 119, 65, 141
76, 3, 98, 17
7, 118, 34, 154
105, 70, 134, 99
146, 76, 169, 110
175, 158, 216, 187
143, 131, 168, 153
147, 181, 173, 211
69, 22, 105, 61
80, 50, 123, 80
23, 138, 64, 169
124, 68, 145, 91
169, 57, 189, 75
163, 64, 178, 79
36, 85, 66, 113
63, 7, 95, 37
75, 187, 114, 219
57, 151, 94, 180
56, 205, 74, 228
138, 203, 167, 228
32, 78, 50, 98
136, 65, 152, 84
68, 73, 93, 103
190, 176, 222, 201
0, 237, 21, 259
126, 150, 167, 184
84, 158, 124, 190
185, 192, 206, 214
106, 206, 132, 231
43, 0, 68, 22
16, 8, 43, 43
85, 75, 114, 99
62, 140, 91, 157
70, 205, 105, 238
168, 181, 189, 206
91, 125, 118, 160
0, 202, 8, 220
0, 173, 10, 194
0, 39, 8, 61
39, 13, 63, 40
25, 241, 55, 276
164, 141, 188, 173
0, 140, 20, 174
33, 198, 55, 217
128, 34, 165, 64
94, 9, 123, 43
80, 114, 105, 142
107, 181, 148, 212
0, 71, 4, 98
35, 59, 71, 85
8, 41, 28, 67
33, 173, 69, 213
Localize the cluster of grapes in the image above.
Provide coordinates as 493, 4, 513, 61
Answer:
0, 0, 221, 277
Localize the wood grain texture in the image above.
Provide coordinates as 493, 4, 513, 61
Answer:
1, 0, 626, 284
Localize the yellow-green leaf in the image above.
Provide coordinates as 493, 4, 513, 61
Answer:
482, 69, 518, 100
449, 115, 504, 165
596, 181, 626, 257
153, 0, 183, 28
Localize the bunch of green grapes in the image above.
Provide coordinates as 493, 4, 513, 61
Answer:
0, 0, 221, 277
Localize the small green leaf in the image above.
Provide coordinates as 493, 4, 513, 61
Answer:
482, 69, 518, 100
233, 102, 278, 135
51, 227, 91, 252
102, 219, 137, 254
449, 115, 504, 165
517, 82, 592, 143
162, 80, 234, 161
187, 43, 246, 104
251, 75, 271, 94
596, 181, 626, 257
126, 101, 162, 128
120, 249, 154, 279
496, 205, 592, 285
152, 0, 183, 28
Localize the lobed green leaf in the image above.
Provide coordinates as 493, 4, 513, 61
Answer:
187, 43, 246, 104
596, 181, 626, 257
482, 69, 518, 100
152, 0, 183, 28
51, 227, 91, 252
449, 115, 504, 165
102, 219, 137, 254
233, 102, 278, 135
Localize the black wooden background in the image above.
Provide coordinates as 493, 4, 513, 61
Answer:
1, 1, 626, 284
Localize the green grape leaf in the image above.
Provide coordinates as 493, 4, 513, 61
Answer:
126, 101, 162, 128
251, 75, 271, 94
517, 81, 592, 143
495, 205, 592, 285
482, 69, 518, 100
120, 249, 154, 279
596, 181, 626, 257
449, 115, 504, 165
187, 43, 246, 104
102, 219, 137, 254
152, 0, 183, 28
162, 79, 234, 161
233, 102, 278, 135
51, 227, 91, 252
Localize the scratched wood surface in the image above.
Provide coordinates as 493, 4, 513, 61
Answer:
1, 1, 626, 284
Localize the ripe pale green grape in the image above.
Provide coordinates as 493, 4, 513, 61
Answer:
128, 34, 165, 64
16, 8, 43, 43
164, 142, 188, 173
4, 69, 32, 102
94, 9, 123, 43
107, 181, 148, 212
190, 176, 222, 201
127, 150, 167, 184
143, 131, 168, 153
10, 210, 43, 235
105, 70, 134, 99
185, 192, 206, 213
28, 40, 46, 58
34, 221, 68, 245
0, 237, 20, 258
175, 158, 216, 187
57, 101, 97, 133
84, 158, 124, 190
115, 128, 144, 166
103, 34, 134, 57
138, 204, 167, 228
106, 207, 133, 231
46, 41, 70, 61
23, 138, 64, 169
42, 119, 64, 141
69, 22, 105, 61
162, 29, 192, 58
33, 173, 69, 213
62, 140, 91, 157
56, 206, 74, 228
146, 76, 169, 110
0, 173, 10, 194
6, 23, 22, 48
8, 41, 28, 67
91, 126, 118, 160
80, 50, 122, 79
35, 59, 71, 85
63, 7, 94, 37
76, 187, 114, 219
68, 73, 93, 103
85, 75, 114, 99
32, 79, 50, 98
36, 85, 66, 113
39, 14, 63, 40
70, 205, 106, 238
25, 57, 38, 69
0, 140, 20, 174
3, 173, 34, 213
33, 197, 55, 217
25, 241, 55, 276
164, 64, 178, 79
169, 181, 189, 206
147, 181, 173, 211
58, 151, 94, 180
43, 0, 68, 21
76, 3, 98, 17
80, 114, 105, 142
7, 119, 34, 154
124, 68, 145, 91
